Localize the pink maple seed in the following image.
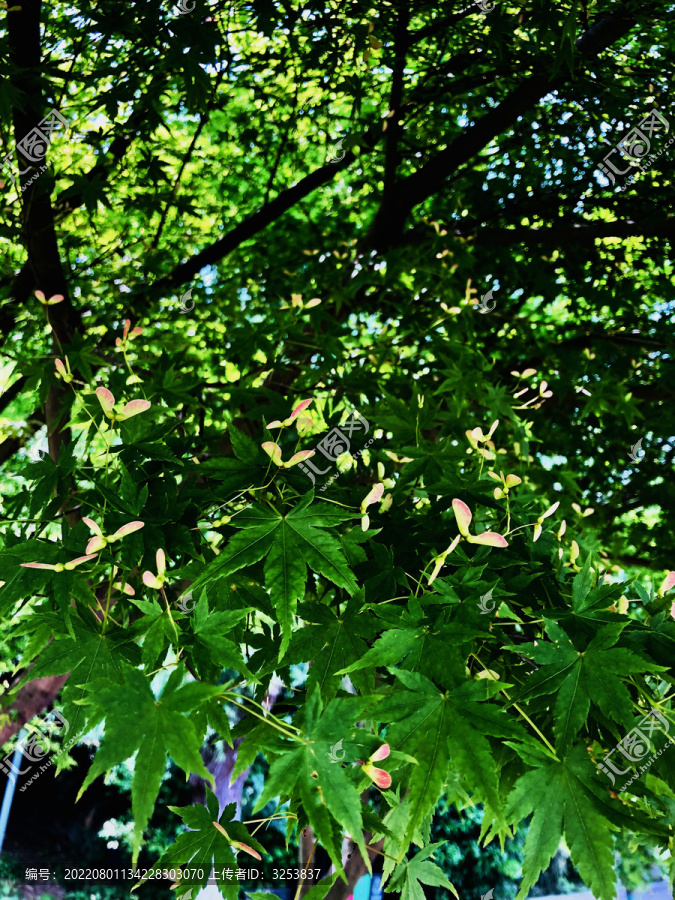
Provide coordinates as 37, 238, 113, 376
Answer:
21, 562, 57, 570
361, 483, 384, 514
113, 581, 135, 596
95, 387, 115, 415
659, 572, 675, 596
86, 536, 107, 554
142, 571, 162, 590
64, 554, 98, 570
231, 841, 263, 861
428, 558, 446, 586
112, 521, 145, 541
289, 399, 312, 421
446, 534, 462, 555
363, 763, 392, 789
370, 768, 392, 789
452, 499, 472, 537
540, 501, 560, 520
369, 744, 390, 762
83, 517, 104, 537
120, 399, 151, 419
262, 442, 283, 466
47, 294, 64, 305
284, 450, 316, 468
55, 359, 67, 378
122, 319, 131, 340
212, 822, 264, 859
469, 532, 509, 548
35, 290, 46, 302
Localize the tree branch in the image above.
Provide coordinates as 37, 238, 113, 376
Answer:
383, 4, 409, 199
459, 219, 675, 244
406, 3, 482, 47
366, 3, 649, 250
0, 78, 171, 334
151, 48, 490, 292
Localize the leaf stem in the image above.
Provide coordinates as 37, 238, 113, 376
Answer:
161, 586, 180, 642
469, 652, 558, 758
222, 694, 302, 741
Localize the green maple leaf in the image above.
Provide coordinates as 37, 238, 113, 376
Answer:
188, 590, 255, 679
78, 665, 216, 863
126, 595, 180, 669
21, 615, 140, 740
338, 625, 421, 672
388, 843, 458, 900
338, 618, 472, 690
301, 597, 377, 701
571, 553, 594, 609
188, 494, 358, 656
518, 620, 666, 752
377, 796, 439, 885
248, 876, 339, 900
197, 424, 269, 494
378, 670, 512, 847
506, 745, 619, 900
254, 687, 374, 872
140, 790, 265, 900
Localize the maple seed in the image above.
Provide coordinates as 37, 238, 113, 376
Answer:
369, 743, 390, 762
95, 386, 151, 421
35, 289, 65, 305
658, 571, 675, 598
451, 499, 508, 547
268, 398, 313, 428
84, 518, 145, 555
262, 441, 283, 466
213, 821, 230, 838
363, 762, 392, 789
284, 449, 316, 468
231, 840, 263, 860
532, 501, 560, 542
143, 548, 167, 590
362, 744, 392, 788
360, 482, 385, 531
21, 554, 97, 571
55, 356, 74, 383
212, 822, 263, 859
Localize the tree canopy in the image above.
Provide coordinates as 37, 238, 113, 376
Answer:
1, 0, 675, 898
